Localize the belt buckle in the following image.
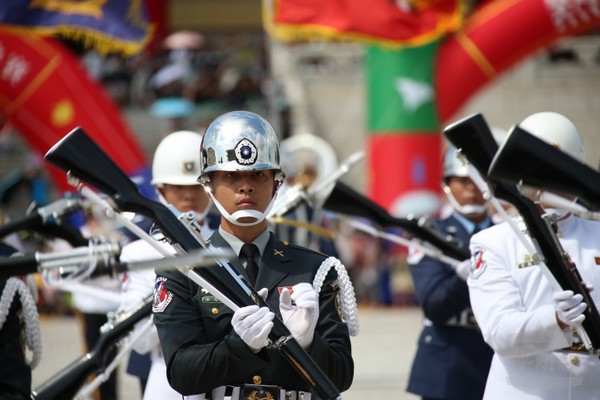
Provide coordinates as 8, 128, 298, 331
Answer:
242, 384, 280, 400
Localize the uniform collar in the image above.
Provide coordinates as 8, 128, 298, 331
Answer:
452, 212, 492, 235
218, 226, 270, 257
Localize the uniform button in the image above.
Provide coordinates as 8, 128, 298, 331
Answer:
253, 375, 262, 384
211, 308, 219, 315
424, 335, 432, 344
570, 356, 580, 366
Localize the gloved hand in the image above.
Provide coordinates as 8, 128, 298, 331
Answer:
553, 289, 587, 328
231, 300, 274, 352
279, 283, 319, 349
452, 259, 471, 281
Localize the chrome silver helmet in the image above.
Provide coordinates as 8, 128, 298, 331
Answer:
442, 145, 469, 180
199, 111, 283, 183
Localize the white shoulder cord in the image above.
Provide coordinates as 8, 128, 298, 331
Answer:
0, 275, 42, 368
313, 257, 360, 336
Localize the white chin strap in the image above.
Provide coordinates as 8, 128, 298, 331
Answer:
194, 200, 213, 222
156, 189, 213, 222
206, 190, 280, 227
443, 187, 488, 216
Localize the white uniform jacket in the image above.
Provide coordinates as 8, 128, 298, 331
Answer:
468, 214, 600, 400
120, 238, 182, 400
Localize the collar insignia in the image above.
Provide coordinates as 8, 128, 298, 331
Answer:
274, 249, 284, 257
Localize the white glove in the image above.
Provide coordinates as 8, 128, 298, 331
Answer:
452, 259, 471, 281
553, 289, 587, 328
231, 301, 274, 352
279, 283, 319, 349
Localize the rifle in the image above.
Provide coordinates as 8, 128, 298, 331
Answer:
0, 197, 87, 247
488, 124, 600, 211
44, 127, 342, 400
31, 297, 152, 400
444, 113, 600, 354
323, 180, 471, 261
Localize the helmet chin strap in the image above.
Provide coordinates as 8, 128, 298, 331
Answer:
206, 190, 280, 227
156, 189, 213, 223
443, 187, 488, 216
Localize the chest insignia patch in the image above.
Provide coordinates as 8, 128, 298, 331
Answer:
518, 254, 538, 269
470, 249, 487, 280
153, 277, 173, 313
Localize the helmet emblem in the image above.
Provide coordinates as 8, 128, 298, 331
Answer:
234, 139, 257, 165
182, 161, 196, 174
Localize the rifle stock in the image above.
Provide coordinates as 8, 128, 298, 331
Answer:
323, 180, 470, 261
489, 125, 600, 211
45, 127, 341, 400
443, 113, 499, 175
444, 114, 600, 353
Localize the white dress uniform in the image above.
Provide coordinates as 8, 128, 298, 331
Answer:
119, 238, 182, 400
468, 213, 600, 400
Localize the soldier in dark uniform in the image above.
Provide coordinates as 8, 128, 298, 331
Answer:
406, 146, 494, 400
0, 242, 34, 399
153, 111, 356, 399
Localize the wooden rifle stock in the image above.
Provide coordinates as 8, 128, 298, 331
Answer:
323, 180, 470, 261
45, 127, 341, 400
445, 114, 600, 353
31, 299, 152, 400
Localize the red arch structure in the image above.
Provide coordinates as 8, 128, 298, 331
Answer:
0, 28, 152, 197
436, 0, 600, 122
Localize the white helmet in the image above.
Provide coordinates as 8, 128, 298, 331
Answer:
518, 112, 584, 161
199, 111, 284, 226
280, 133, 337, 181
152, 130, 203, 186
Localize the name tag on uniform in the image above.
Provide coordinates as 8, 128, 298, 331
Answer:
201, 295, 222, 303
518, 254, 537, 269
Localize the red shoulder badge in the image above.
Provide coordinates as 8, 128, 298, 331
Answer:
153, 277, 173, 313
470, 249, 487, 280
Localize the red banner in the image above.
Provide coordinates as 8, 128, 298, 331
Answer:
267, 0, 463, 47
0, 28, 151, 196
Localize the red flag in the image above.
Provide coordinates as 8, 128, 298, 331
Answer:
267, 0, 463, 47
0, 28, 152, 196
